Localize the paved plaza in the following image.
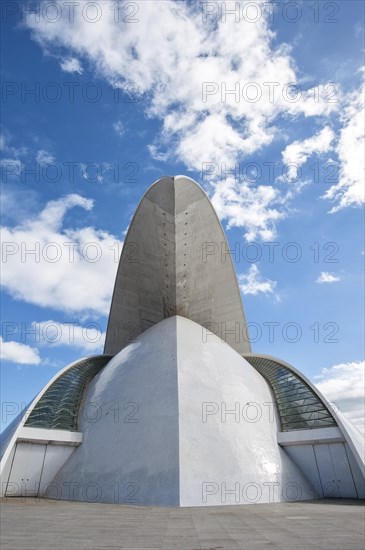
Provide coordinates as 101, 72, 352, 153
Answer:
1, 498, 364, 549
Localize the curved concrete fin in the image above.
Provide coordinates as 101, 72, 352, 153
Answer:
104, 176, 251, 355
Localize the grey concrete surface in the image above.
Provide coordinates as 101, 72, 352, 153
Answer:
47, 317, 313, 507
1, 498, 364, 550
104, 176, 251, 356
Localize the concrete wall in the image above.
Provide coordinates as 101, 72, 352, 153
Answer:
284, 442, 365, 499
1, 427, 82, 498
104, 176, 251, 356
4, 442, 75, 498
176, 316, 314, 506
3, 317, 363, 506
53, 317, 181, 506
54, 316, 314, 506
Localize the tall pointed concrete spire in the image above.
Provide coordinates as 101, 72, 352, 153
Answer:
104, 176, 251, 355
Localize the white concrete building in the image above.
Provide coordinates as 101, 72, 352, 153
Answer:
1, 176, 364, 506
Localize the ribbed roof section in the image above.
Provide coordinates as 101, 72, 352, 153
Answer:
25, 355, 113, 431
245, 354, 337, 431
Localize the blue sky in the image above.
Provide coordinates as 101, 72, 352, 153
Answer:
1, 0, 364, 432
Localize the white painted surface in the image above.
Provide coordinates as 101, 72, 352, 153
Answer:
243, 353, 365, 477
2, 318, 363, 505
314, 443, 358, 498
314, 444, 340, 497
54, 316, 314, 506
0, 445, 15, 497
335, 409, 365, 476
4, 440, 77, 498
345, 442, 365, 498
284, 445, 324, 498
176, 317, 314, 506
328, 443, 357, 498
39, 445, 75, 497
284, 441, 362, 499
277, 427, 344, 446
0, 355, 95, 497
6, 443, 46, 496
53, 317, 180, 506
18, 427, 82, 445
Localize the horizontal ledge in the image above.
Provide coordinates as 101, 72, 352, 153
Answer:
277, 426, 345, 446
17, 427, 82, 446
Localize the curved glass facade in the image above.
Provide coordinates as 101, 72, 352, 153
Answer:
25, 355, 113, 432
244, 355, 337, 431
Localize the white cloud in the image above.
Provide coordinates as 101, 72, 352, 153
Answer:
60, 57, 83, 74
0, 336, 41, 365
0, 135, 26, 179
211, 177, 285, 240
33, 320, 105, 352
282, 126, 335, 181
0, 159, 22, 178
316, 271, 340, 284
238, 264, 277, 296
323, 70, 365, 212
36, 149, 55, 166
0, 136, 56, 187
79, 163, 103, 183
24, 0, 341, 240
0, 133, 27, 158
113, 120, 125, 137
315, 360, 365, 434
1, 194, 122, 315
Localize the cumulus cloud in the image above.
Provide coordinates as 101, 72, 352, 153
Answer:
60, 57, 83, 74
238, 264, 277, 296
113, 120, 125, 137
0, 336, 41, 365
211, 177, 285, 240
0, 134, 26, 179
0, 159, 22, 179
0, 133, 27, 158
1, 194, 122, 315
315, 360, 365, 434
36, 149, 55, 166
323, 70, 365, 212
282, 126, 335, 181
79, 163, 103, 183
23, 0, 343, 240
316, 271, 340, 284
33, 320, 105, 352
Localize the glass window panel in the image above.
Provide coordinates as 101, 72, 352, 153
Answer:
275, 388, 314, 401
25, 355, 113, 432
245, 356, 337, 431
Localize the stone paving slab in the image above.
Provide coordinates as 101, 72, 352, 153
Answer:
1, 498, 364, 550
